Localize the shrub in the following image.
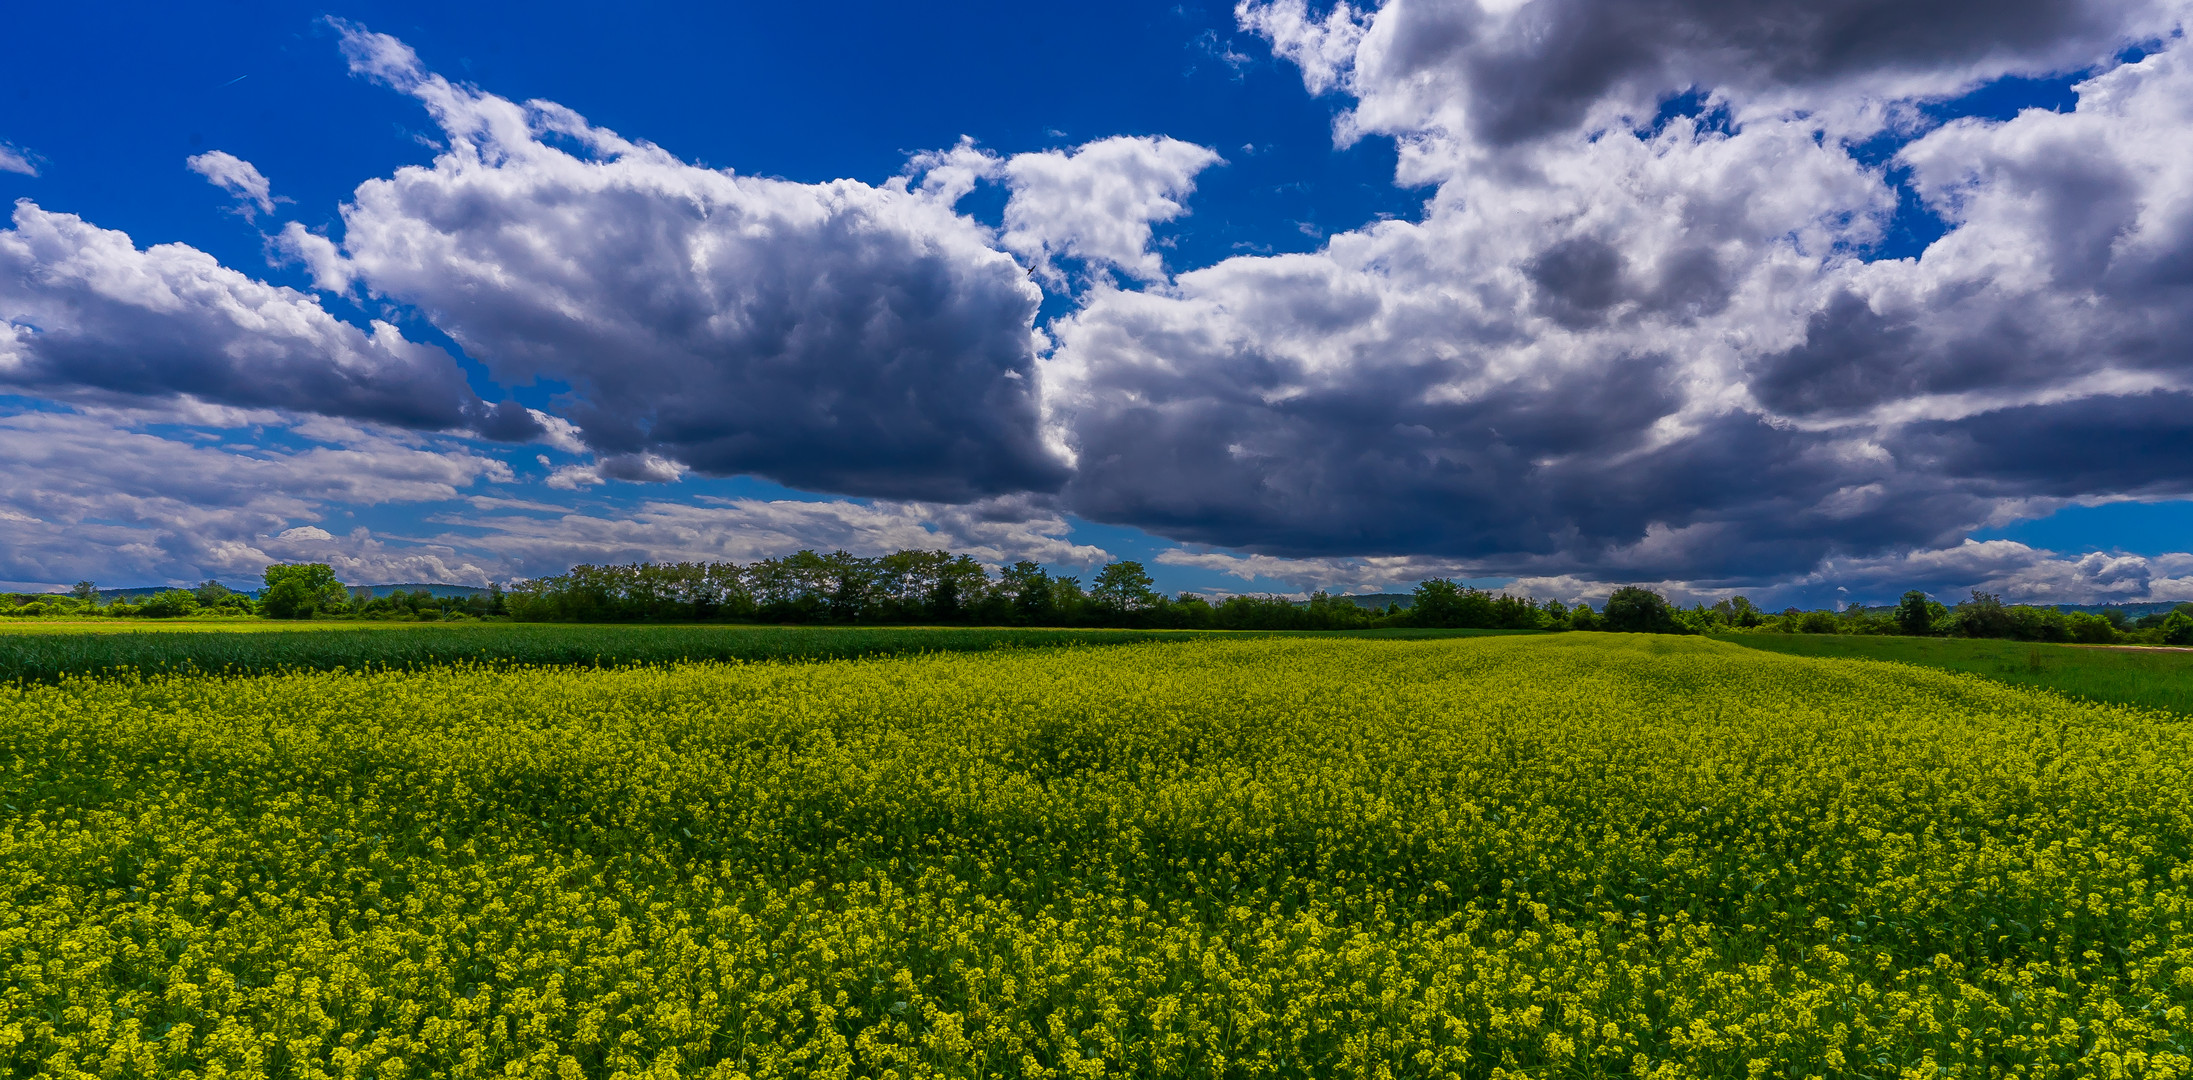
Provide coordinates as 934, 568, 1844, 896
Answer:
2066, 611, 2117, 645
1795, 609, 1843, 635
138, 589, 200, 618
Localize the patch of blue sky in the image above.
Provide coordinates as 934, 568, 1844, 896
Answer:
1972, 500, 2193, 558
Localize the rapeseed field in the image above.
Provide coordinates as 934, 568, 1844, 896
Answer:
1, 635, 2187, 1078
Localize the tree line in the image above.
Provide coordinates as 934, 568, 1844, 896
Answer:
6, 553, 2189, 644
497, 553, 1579, 630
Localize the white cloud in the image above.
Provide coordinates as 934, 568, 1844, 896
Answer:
186, 150, 277, 217
0, 409, 517, 587
270, 222, 355, 292
1031, 2, 2193, 586
0, 201, 543, 440
1233, 0, 1368, 96
322, 20, 1066, 502
999, 136, 1224, 283
0, 143, 38, 177
441, 494, 1110, 579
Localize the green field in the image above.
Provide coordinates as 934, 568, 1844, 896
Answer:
1721, 632, 2193, 716
0, 617, 443, 634
0, 622, 1191, 683
0, 622, 1525, 684
3, 634, 2187, 1077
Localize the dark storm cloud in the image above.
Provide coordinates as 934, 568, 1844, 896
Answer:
1901, 392, 2193, 495
0, 202, 540, 439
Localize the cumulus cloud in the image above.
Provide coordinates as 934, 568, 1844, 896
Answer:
1024, 2, 2193, 588
186, 150, 277, 218
270, 222, 355, 292
1246, 0, 2176, 155
0, 409, 515, 587
320, 20, 1067, 503
0, 402, 1112, 588
0, 202, 544, 440
999, 136, 1224, 283
0, 143, 37, 177
447, 493, 1111, 577
1235, 0, 1369, 95
1784, 539, 2193, 606
1164, 537, 2193, 608
17, 9, 2193, 602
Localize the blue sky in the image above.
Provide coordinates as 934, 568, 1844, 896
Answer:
3, 0, 2191, 606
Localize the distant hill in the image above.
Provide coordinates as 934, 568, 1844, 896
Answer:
90, 587, 186, 602
1295, 593, 1415, 610
2051, 601, 2188, 617
1828, 600, 2186, 618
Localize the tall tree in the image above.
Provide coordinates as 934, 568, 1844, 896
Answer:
1601, 586, 1683, 634
261, 563, 346, 620
1091, 561, 1157, 613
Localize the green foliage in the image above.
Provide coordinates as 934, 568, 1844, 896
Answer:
1601, 585, 1686, 634
507, 553, 1483, 631
1795, 609, 1843, 634
1712, 594, 1765, 628
2164, 608, 2193, 647
261, 562, 348, 619
136, 589, 199, 619
1893, 590, 1942, 635
1407, 578, 1555, 630
2066, 610, 2118, 644
1, 636, 2189, 1075
1089, 559, 1158, 612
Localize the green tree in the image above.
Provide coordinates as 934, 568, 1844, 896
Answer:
1000, 561, 1054, 623
70, 581, 98, 603
1091, 561, 1157, 613
1712, 595, 1764, 628
1410, 579, 1467, 627
2164, 608, 2193, 647
1892, 590, 1940, 636
1602, 586, 1684, 634
262, 563, 346, 619
1954, 590, 2016, 639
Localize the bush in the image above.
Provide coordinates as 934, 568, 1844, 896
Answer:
1795, 610, 1843, 635
2066, 612, 2117, 645
139, 590, 200, 619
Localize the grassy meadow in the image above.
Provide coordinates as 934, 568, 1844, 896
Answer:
1722, 631, 2193, 716
4, 633, 2189, 1077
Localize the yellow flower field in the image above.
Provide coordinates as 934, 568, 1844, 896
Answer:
1, 635, 2187, 1078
